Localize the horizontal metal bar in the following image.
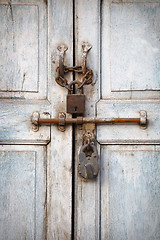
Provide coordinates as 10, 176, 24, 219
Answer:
38, 117, 141, 125
31, 111, 147, 131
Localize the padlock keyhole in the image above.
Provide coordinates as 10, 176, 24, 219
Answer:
75, 106, 77, 112
85, 145, 94, 157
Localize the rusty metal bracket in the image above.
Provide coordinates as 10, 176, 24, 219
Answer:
83, 123, 96, 145
82, 42, 92, 74
31, 111, 40, 132
57, 44, 68, 78
58, 112, 66, 132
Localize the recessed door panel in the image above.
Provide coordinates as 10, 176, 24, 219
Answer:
0, 101, 50, 144
101, 145, 160, 240
110, 3, 160, 91
0, 0, 47, 99
102, 0, 160, 99
0, 145, 46, 240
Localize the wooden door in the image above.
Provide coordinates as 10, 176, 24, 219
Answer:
1, 1, 160, 240
74, 1, 160, 240
0, 0, 73, 239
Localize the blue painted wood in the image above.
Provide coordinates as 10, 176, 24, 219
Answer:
0, 5, 38, 92
101, 145, 160, 240
0, 145, 46, 240
101, 1, 160, 99
0, 1, 47, 100
110, 3, 160, 91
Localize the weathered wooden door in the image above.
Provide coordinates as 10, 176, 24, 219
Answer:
73, 1, 160, 240
1, 0, 160, 240
0, 0, 73, 239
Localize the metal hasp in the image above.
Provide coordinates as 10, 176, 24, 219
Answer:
31, 110, 147, 179
56, 42, 93, 115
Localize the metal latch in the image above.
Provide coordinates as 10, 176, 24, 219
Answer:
31, 111, 147, 130
31, 111, 147, 179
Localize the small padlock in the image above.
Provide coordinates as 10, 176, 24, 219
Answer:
67, 81, 85, 114
79, 144, 99, 179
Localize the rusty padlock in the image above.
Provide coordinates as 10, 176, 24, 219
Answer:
78, 143, 98, 179
67, 81, 85, 115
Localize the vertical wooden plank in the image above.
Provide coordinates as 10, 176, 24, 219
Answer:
47, 1, 73, 239
74, 0, 101, 239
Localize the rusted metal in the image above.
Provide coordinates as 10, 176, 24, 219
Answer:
67, 94, 85, 114
37, 117, 141, 125
83, 123, 96, 145
82, 42, 92, 74
58, 112, 66, 132
31, 111, 147, 130
31, 111, 147, 179
57, 44, 68, 78
55, 43, 93, 91
79, 123, 98, 179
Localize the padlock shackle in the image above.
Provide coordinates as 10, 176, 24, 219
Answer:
67, 80, 83, 94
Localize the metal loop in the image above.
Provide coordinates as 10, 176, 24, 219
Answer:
67, 80, 82, 92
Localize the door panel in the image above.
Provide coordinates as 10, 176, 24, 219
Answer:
0, 145, 47, 240
0, 101, 50, 144
75, 1, 160, 240
110, 3, 160, 91
0, 0, 47, 99
0, 0, 73, 239
102, 0, 160, 99
101, 145, 160, 240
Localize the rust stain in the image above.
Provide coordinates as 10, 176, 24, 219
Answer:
21, 72, 26, 91
8, 1, 15, 51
